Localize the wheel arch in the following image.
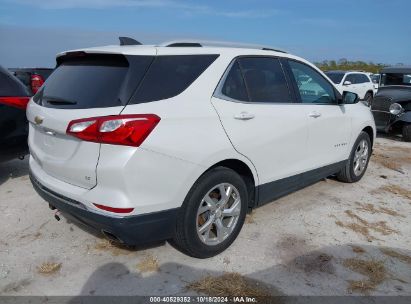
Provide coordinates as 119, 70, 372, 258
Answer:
206, 159, 257, 209
362, 126, 374, 147
366, 90, 374, 97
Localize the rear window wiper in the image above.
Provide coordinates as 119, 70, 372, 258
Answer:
42, 96, 77, 105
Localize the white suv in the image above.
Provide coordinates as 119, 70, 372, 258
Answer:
325, 71, 376, 105
28, 39, 376, 258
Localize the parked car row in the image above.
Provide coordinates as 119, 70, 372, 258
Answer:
1, 38, 409, 258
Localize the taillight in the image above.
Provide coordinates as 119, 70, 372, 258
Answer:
0, 97, 30, 110
66, 114, 160, 146
93, 203, 134, 214
30, 74, 44, 94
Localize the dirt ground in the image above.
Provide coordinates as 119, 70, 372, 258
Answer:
0, 135, 410, 297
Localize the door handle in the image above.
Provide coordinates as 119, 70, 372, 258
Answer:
308, 111, 321, 118
234, 112, 255, 120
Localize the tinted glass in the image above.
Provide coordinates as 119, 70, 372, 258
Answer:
131, 55, 219, 103
325, 72, 344, 84
359, 74, 370, 83
289, 60, 336, 104
381, 73, 411, 86
35, 54, 153, 109
238, 57, 292, 103
221, 61, 248, 101
345, 74, 355, 84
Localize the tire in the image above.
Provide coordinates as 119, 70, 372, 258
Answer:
364, 92, 373, 107
172, 167, 248, 258
337, 131, 372, 183
403, 123, 411, 142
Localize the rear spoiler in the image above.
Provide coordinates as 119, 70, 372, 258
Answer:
56, 52, 128, 67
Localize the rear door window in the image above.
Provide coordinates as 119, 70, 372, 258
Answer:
238, 57, 292, 103
130, 55, 219, 103
220, 61, 249, 102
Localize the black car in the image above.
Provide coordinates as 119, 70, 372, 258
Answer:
371, 66, 411, 141
9, 68, 53, 95
0, 65, 31, 162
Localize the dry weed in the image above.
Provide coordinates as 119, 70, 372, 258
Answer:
93, 239, 134, 256
37, 262, 62, 275
350, 245, 366, 254
187, 273, 271, 297
136, 255, 159, 273
343, 258, 386, 294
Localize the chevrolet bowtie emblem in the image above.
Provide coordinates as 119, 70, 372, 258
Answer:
34, 116, 44, 125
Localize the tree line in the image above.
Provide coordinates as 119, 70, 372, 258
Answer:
313, 59, 405, 74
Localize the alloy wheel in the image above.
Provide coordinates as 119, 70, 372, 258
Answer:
353, 139, 369, 176
196, 183, 241, 246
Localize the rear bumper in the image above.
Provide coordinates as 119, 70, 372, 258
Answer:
30, 171, 179, 245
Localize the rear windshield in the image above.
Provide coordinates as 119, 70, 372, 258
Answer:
381, 73, 411, 86
34, 54, 218, 109
325, 72, 344, 84
34, 54, 151, 109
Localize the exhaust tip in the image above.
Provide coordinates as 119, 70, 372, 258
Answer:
102, 230, 122, 243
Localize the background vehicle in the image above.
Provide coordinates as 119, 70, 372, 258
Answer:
28, 39, 376, 258
9, 68, 53, 95
370, 73, 380, 90
0, 65, 31, 162
371, 66, 411, 141
325, 71, 375, 105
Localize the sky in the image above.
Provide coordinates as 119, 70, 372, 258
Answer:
0, 0, 410, 68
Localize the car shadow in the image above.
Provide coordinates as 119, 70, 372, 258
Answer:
65, 243, 411, 300
0, 158, 29, 186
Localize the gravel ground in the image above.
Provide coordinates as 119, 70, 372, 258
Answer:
0, 135, 410, 297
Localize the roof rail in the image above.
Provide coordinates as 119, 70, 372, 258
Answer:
119, 37, 142, 46
159, 40, 287, 53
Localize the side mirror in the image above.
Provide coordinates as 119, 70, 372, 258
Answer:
341, 91, 359, 104
343, 80, 352, 86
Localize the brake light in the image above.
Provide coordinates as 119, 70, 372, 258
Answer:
0, 97, 30, 110
30, 74, 45, 94
93, 203, 134, 214
66, 114, 160, 146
